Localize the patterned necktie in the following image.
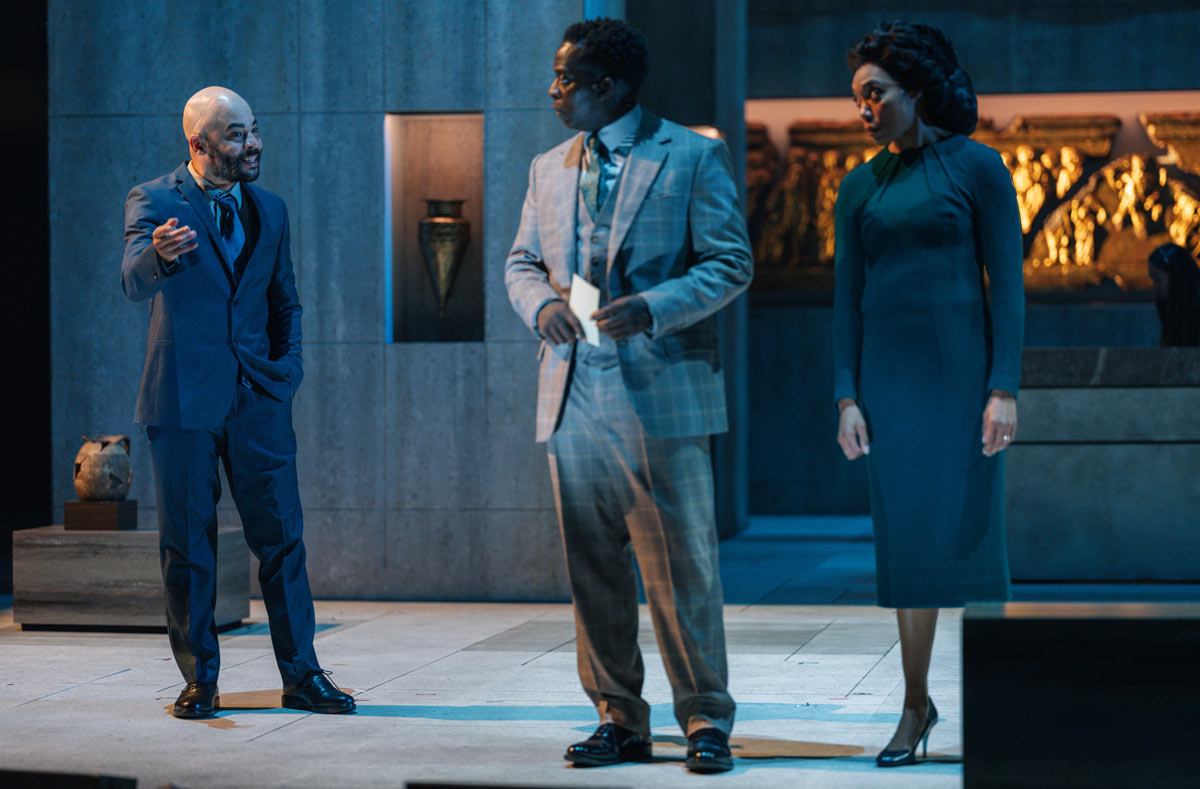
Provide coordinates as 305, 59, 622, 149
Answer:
210, 191, 246, 265
212, 191, 238, 238
580, 133, 610, 219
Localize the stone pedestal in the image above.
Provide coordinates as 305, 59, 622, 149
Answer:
64, 499, 138, 530
1008, 348, 1200, 580
13, 525, 249, 629
964, 602, 1200, 787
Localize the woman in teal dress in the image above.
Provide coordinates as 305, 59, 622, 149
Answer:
832, 22, 1024, 767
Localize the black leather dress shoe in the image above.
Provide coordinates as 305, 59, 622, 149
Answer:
281, 670, 356, 714
173, 682, 219, 719
565, 723, 653, 766
686, 728, 733, 773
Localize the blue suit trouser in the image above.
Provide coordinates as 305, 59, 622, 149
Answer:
146, 381, 319, 686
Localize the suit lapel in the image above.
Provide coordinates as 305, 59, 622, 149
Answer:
174, 163, 236, 281
608, 112, 668, 267
554, 134, 583, 277
236, 183, 272, 294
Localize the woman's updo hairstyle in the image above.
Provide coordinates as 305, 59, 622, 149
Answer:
847, 20, 977, 136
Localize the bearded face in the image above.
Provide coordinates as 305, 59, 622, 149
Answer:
206, 136, 261, 183
195, 111, 262, 185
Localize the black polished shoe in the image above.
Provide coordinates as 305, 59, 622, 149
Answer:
281, 670, 356, 714
173, 682, 219, 719
686, 728, 734, 773
565, 723, 653, 767
877, 698, 938, 767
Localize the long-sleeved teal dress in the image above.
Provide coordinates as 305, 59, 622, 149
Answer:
833, 134, 1025, 608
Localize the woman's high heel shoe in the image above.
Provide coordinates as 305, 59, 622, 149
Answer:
876, 698, 938, 767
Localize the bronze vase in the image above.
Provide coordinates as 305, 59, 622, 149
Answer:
418, 199, 471, 317
73, 434, 132, 501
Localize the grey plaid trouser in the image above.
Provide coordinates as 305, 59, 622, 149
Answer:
547, 360, 735, 737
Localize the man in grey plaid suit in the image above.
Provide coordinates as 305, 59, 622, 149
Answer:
504, 18, 753, 774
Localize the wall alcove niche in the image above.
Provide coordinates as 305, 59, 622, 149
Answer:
386, 113, 484, 342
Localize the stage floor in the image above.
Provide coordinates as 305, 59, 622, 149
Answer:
1, 516, 1195, 787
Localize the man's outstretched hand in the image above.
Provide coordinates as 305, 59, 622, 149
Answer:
152, 217, 198, 263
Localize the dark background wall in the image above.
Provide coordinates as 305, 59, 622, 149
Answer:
743, 0, 1200, 515
1, 2, 50, 593
748, 0, 1200, 98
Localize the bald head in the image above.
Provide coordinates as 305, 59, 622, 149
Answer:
183, 86, 261, 187
183, 86, 249, 139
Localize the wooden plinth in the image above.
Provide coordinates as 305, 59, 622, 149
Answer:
64, 499, 138, 530
964, 602, 1200, 787
12, 525, 249, 629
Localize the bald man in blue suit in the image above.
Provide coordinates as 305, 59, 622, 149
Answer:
122, 86, 353, 719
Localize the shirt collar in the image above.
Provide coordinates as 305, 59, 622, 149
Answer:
594, 104, 642, 155
187, 161, 242, 208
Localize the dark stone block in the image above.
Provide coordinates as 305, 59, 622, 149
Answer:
63, 500, 138, 531
1023, 304, 1159, 349
1021, 348, 1200, 388
963, 603, 1200, 787
13, 525, 248, 629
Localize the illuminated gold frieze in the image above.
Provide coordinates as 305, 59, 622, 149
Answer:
1141, 112, 1200, 177
1027, 154, 1200, 291
746, 111, 1200, 294
976, 116, 1120, 236
752, 121, 875, 273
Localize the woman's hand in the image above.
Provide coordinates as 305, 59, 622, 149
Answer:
982, 390, 1017, 457
837, 400, 871, 460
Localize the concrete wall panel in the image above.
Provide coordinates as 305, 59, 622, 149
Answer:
298, 112, 384, 342
292, 343, 386, 510
384, 0, 485, 111
300, 0, 385, 112
483, 341, 554, 509
482, 109, 573, 342
303, 509, 388, 598
384, 508, 484, 600
484, 0, 584, 110
49, 0, 299, 116
384, 343, 487, 509
480, 509, 569, 600
384, 508, 567, 600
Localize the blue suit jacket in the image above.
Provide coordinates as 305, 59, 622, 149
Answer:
122, 163, 302, 429
505, 111, 753, 441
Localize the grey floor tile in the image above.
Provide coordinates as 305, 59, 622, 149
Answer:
10, 512, 1179, 787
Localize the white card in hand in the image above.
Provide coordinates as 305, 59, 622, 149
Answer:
569, 274, 601, 347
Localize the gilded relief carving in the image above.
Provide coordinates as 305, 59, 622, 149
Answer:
1141, 112, 1200, 177
975, 115, 1119, 239
1027, 154, 1200, 291
749, 122, 875, 288
747, 111, 1200, 294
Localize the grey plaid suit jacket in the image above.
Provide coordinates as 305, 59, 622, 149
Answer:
505, 110, 753, 442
